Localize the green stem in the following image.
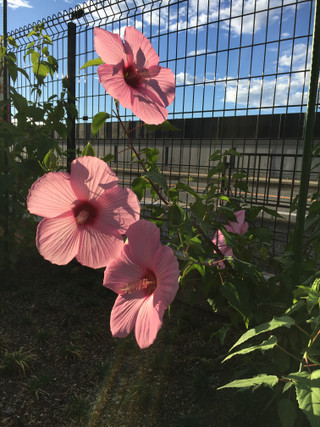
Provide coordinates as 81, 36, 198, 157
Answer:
293, 0, 320, 285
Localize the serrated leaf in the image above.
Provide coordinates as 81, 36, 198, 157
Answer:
218, 374, 279, 390
230, 316, 295, 351
145, 120, 180, 132
223, 335, 277, 362
82, 142, 95, 157
285, 370, 320, 427
144, 170, 168, 190
91, 112, 110, 136
80, 57, 104, 70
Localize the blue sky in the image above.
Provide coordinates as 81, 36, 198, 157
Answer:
1, 0, 79, 32
1, 0, 315, 119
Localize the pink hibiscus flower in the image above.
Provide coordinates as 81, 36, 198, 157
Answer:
103, 220, 179, 349
27, 156, 140, 269
213, 210, 248, 269
94, 26, 175, 125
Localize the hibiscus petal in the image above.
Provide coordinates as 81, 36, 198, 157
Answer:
110, 292, 146, 338
94, 27, 126, 65
70, 156, 118, 202
213, 230, 227, 249
124, 26, 159, 69
76, 224, 124, 269
135, 295, 165, 349
241, 222, 249, 234
235, 210, 246, 225
103, 250, 144, 295
97, 64, 135, 110
145, 65, 175, 107
36, 213, 80, 265
125, 220, 162, 269
226, 210, 247, 234
153, 246, 179, 307
27, 172, 76, 218
96, 186, 140, 234
130, 89, 169, 124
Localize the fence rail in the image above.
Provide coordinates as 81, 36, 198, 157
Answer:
6, 0, 320, 249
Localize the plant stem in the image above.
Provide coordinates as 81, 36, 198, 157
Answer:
115, 108, 170, 208
293, 0, 320, 285
294, 324, 310, 338
276, 344, 302, 363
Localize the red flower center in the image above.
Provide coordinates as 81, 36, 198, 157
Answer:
125, 271, 157, 295
123, 64, 148, 89
138, 271, 157, 295
73, 201, 97, 226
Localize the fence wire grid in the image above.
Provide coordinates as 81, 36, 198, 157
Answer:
6, 0, 320, 251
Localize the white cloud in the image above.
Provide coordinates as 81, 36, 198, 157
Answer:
278, 42, 311, 71
224, 72, 309, 109
176, 72, 204, 85
188, 48, 206, 56
0, 0, 32, 8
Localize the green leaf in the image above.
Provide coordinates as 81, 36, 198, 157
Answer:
145, 121, 180, 132
232, 172, 247, 180
208, 163, 225, 179
176, 182, 200, 199
7, 37, 18, 48
278, 398, 297, 427
183, 263, 205, 279
144, 170, 168, 190
80, 57, 104, 70
285, 370, 320, 427
10, 88, 28, 112
190, 199, 206, 220
17, 67, 30, 81
91, 112, 110, 136
223, 335, 277, 362
141, 147, 159, 165
168, 204, 185, 226
290, 195, 299, 213
43, 149, 57, 171
218, 374, 279, 390
236, 181, 249, 192
42, 46, 49, 56
263, 207, 284, 218
132, 176, 148, 201
82, 142, 95, 157
230, 316, 295, 351
218, 195, 230, 202
101, 153, 114, 163
209, 150, 222, 162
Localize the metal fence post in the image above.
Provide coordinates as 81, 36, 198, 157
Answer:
293, 0, 320, 285
67, 22, 76, 170
2, 0, 9, 269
